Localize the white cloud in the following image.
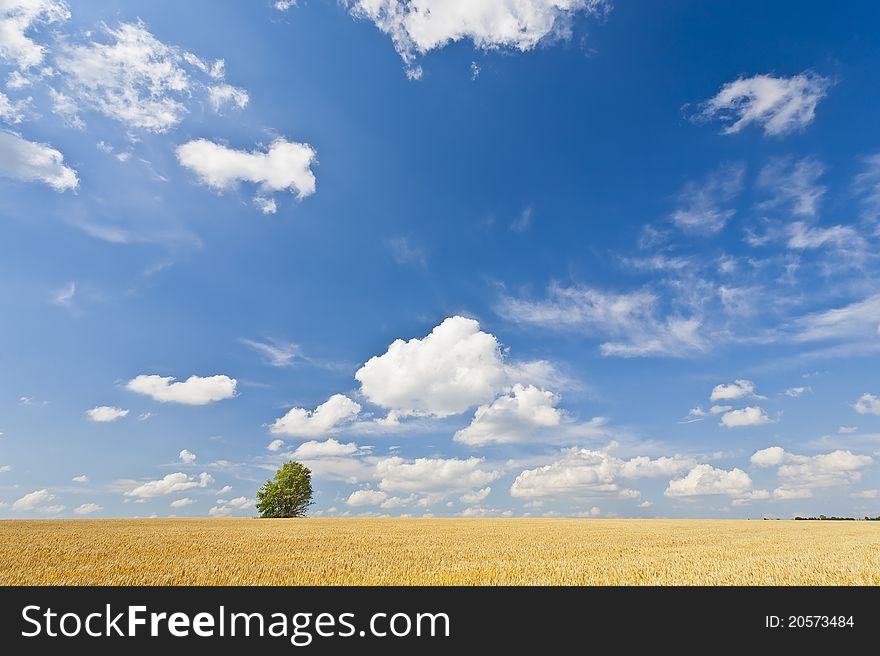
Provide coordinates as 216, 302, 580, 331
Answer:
498, 284, 705, 358
784, 386, 810, 398
267, 439, 285, 452
209, 495, 254, 516
511, 447, 695, 498
176, 137, 317, 212
750, 446, 786, 467
751, 446, 873, 497
670, 162, 745, 233
0, 130, 78, 190
665, 464, 754, 497
85, 405, 129, 422
460, 487, 491, 504
792, 294, 880, 344
225, 496, 254, 509
719, 406, 772, 428
73, 502, 101, 515
374, 455, 500, 496
852, 489, 878, 499
454, 384, 562, 446
54, 21, 247, 132
72, 474, 88, 483
178, 449, 196, 464
0, 0, 69, 69
126, 374, 237, 405
53, 281, 75, 308
838, 426, 857, 434
348, 0, 609, 77
270, 394, 361, 437
206, 83, 249, 112
345, 489, 387, 507
356, 316, 507, 417
699, 72, 830, 136
292, 438, 360, 459
854, 393, 880, 416
124, 471, 213, 498
241, 338, 300, 367
756, 156, 826, 217
387, 235, 427, 268
854, 154, 880, 221
0, 90, 27, 123
12, 488, 54, 510
786, 222, 865, 255
170, 497, 194, 508
216, 485, 233, 495
0, 465, 11, 473
39, 504, 65, 514
710, 379, 757, 402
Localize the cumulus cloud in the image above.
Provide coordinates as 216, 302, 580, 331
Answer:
0, 131, 78, 190
210, 495, 254, 516
356, 316, 507, 417
124, 471, 214, 498
12, 488, 54, 510
670, 162, 745, 233
751, 446, 873, 497
175, 137, 317, 213
719, 406, 772, 428
73, 502, 101, 515
345, 488, 388, 507
854, 393, 880, 416
348, 0, 609, 77
170, 497, 194, 508
664, 464, 754, 497
374, 455, 500, 497
460, 487, 491, 504
126, 374, 237, 405
710, 379, 758, 402
178, 449, 196, 464
72, 474, 88, 483
498, 284, 705, 358
699, 72, 830, 136
270, 394, 361, 437
0, 0, 70, 70
510, 447, 695, 499
85, 405, 129, 422
454, 384, 562, 446
292, 438, 360, 459
54, 20, 247, 132
785, 386, 810, 398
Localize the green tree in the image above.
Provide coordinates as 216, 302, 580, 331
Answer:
256, 460, 313, 518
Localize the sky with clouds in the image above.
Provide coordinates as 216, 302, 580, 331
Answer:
2, 0, 880, 520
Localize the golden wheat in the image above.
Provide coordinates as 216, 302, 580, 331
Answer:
1, 518, 878, 585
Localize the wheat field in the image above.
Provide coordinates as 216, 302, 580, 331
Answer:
1, 518, 878, 585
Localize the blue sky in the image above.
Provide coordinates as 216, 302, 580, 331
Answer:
2, 0, 880, 519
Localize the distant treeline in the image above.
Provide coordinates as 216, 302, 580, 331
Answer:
789, 515, 880, 521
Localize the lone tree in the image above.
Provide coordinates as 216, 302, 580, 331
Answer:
256, 460, 313, 518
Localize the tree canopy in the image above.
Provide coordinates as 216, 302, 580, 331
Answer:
256, 460, 313, 518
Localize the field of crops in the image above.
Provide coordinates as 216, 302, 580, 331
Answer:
2, 518, 878, 585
